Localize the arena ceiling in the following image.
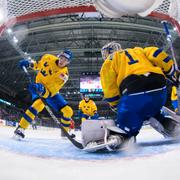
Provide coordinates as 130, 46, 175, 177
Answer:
0, 12, 179, 108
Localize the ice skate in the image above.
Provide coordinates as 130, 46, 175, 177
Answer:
106, 126, 136, 150
13, 126, 25, 140
105, 134, 124, 150
61, 129, 75, 139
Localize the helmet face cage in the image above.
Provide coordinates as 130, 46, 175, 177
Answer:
101, 41, 121, 60
83, 94, 90, 100
84, 94, 89, 98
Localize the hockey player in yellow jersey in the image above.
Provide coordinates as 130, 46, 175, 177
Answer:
171, 86, 178, 112
14, 50, 74, 139
98, 41, 180, 149
165, 84, 179, 113
78, 94, 99, 124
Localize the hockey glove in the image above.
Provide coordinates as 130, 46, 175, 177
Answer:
19, 59, 30, 69
28, 83, 46, 97
91, 113, 99, 119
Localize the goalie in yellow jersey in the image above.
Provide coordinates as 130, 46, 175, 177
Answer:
14, 50, 74, 139
78, 94, 99, 124
95, 41, 180, 150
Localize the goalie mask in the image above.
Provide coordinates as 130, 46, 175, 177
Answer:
101, 41, 121, 60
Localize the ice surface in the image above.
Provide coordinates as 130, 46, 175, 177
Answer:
0, 125, 180, 180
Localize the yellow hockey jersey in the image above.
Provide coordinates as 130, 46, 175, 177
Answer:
100, 47, 174, 107
79, 99, 97, 116
32, 54, 68, 97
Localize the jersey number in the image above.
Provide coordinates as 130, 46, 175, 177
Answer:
125, 51, 139, 65
40, 62, 53, 76
40, 69, 48, 76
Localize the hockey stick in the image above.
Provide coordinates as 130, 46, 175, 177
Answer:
22, 66, 84, 149
161, 21, 178, 70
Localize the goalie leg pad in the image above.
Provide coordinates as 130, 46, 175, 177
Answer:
161, 116, 180, 137
84, 135, 123, 152
149, 117, 168, 137
149, 116, 180, 138
82, 120, 135, 152
81, 119, 115, 147
83, 130, 135, 152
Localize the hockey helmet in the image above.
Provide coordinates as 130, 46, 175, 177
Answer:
57, 49, 73, 62
83, 94, 90, 100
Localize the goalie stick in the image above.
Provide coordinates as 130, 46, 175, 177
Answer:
162, 21, 180, 91
22, 66, 84, 149
162, 21, 178, 71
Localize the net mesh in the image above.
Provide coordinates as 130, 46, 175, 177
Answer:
7, 0, 94, 18
0, 0, 179, 34
2, 0, 178, 20
154, 0, 171, 14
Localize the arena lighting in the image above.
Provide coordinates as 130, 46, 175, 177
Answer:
0, 98, 15, 107
13, 36, 18, 43
174, 27, 177, 31
7, 28, 13, 34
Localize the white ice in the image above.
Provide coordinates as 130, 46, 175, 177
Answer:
0, 125, 180, 180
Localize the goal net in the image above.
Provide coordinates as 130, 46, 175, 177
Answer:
0, 0, 180, 35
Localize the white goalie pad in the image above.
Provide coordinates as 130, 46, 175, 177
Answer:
149, 117, 167, 137
161, 106, 180, 123
81, 119, 115, 147
149, 116, 180, 138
